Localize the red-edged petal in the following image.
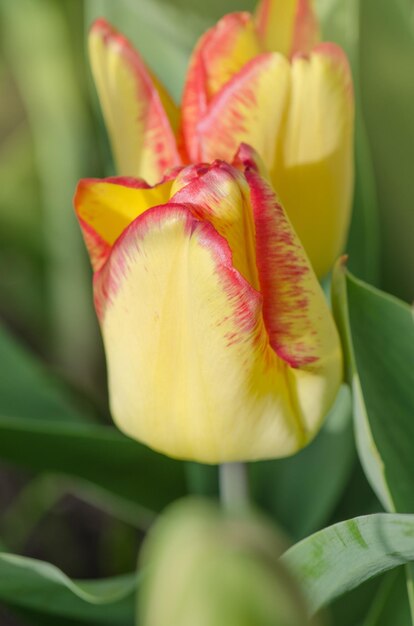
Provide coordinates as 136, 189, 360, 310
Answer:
196, 52, 290, 170
89, 19, 181, 184
271, 42, 354, 278
74, 175, 173, 270
169, 161, 259, 289
180, 12, 262, 162
244, 165, 340, 371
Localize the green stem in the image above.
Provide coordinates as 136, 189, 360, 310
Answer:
219, 463, 249, 513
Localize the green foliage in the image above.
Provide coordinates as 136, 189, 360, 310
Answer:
0, 323, 187, 514
333, 265, 414, 622
333, 267, 414, 514
360, 0, 414, 301
283, 513, 414, 615
1, 0, 99, 383
0, 552, 135, 624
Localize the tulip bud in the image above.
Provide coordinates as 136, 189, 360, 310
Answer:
139, 499, 314, 626
74, 151, 342, 463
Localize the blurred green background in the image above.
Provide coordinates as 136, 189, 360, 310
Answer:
0, 0, 413, 624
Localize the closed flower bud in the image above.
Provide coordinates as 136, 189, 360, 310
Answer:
139, 499, 314, 626
74, 147, 342, 463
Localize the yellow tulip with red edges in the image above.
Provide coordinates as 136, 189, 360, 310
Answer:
88, 0, 354, 279
74, 146, 342, 463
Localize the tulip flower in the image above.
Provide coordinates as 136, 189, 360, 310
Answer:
74, 146, 342, 463
139, 498, 314, 626
88, 0, 354, 278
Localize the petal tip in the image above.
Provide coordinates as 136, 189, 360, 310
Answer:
312, 42, 354, 97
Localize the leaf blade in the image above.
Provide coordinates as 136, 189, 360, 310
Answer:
283, 513, 414, 614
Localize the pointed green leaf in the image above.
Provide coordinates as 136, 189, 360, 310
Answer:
0, 552, 135, 623
332, 264, 414, 513
333, 265, 414, 622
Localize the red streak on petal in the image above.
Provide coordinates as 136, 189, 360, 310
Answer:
246, 169, 319, 368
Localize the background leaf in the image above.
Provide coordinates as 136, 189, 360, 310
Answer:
0, 417, 186, 516
283, 513, 414, 615
0, 0, 100, 386
0, 324, 90, 424
333, 265, 414, 621
0, 552, 135, 624
359, 0, 414, 301
361, 569, 412, 626
332, 266, 414, 514
0, 323, 187, 515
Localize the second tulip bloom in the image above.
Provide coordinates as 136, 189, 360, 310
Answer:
89, 0, 354, 278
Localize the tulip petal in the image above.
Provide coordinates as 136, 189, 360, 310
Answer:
272, 43, 354, 278
169, 161, 259, 289
74, 176, 173, 270
89, 19, 181, 184
245, 166, 341, 371
197, 52, 290, 169
95, 203, 339, 463
180, 12, 262, 161
255, 0, 320, 57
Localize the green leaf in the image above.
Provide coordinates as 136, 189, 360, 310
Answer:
0, 417, 186, 515
0, 323, 88, 424
283, 513, 414, 615
0, 324, 187, 514
251, 385, 355, 540
332, 265, 414, 514
332, 265, 414, 621
362, 568, 412, 626
0, 552, 135, 624
328, 576, 382, 626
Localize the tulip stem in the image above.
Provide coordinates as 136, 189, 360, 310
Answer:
219, 463, 249, 513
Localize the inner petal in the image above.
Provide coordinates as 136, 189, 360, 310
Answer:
75, 177, 173, 246
170, 162, 260, 291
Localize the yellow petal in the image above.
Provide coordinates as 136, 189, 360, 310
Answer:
271, 43, 354, 278
89, 19, 181, 184
170, 161, 260, 290
74, 176, 173, 269
181, 12, 262, 161
197, 52, 290, 169
95, 197, 341, 463
255, 0, 320, 57
195, 43, 354, 278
